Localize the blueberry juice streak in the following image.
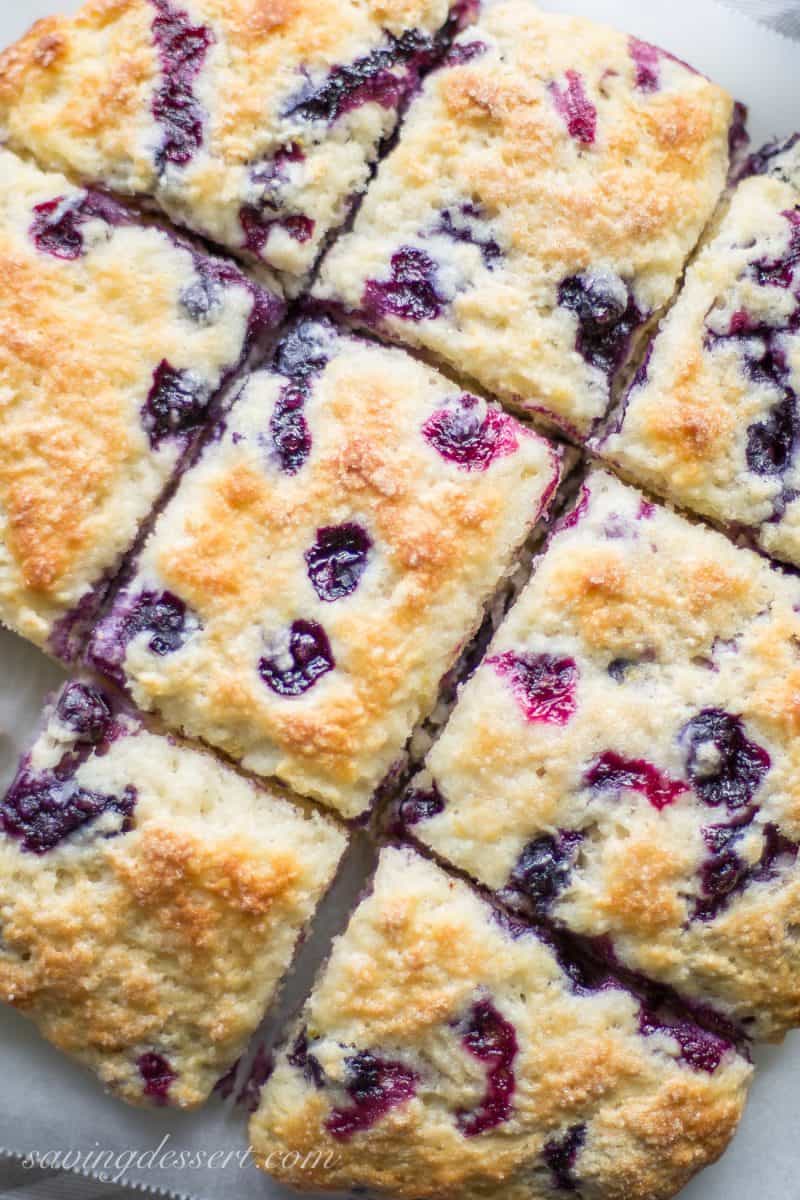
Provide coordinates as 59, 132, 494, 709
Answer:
266, 318, 335, 474
543, 1123, 587, 1192
584, 750, 688, 811
549, 71, 597, 145
240, 143, 316, 255
435, 203, 501, 269
30, 192, 130, 260
325, 1051, 418, 1140
422, 394, 519, 471
284, 30, 440, 126
455, 998, 517, 1137
638, 1006, 733, 1073
150, 0, 213, 171
693, 811, 798, 922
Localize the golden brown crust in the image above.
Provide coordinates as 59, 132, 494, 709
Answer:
0, 684, 345, 1107
93, 321, 564, 816
251, 847, 751, 1200
415, 470, 800, 1040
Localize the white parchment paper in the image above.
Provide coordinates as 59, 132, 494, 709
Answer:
0, 0, 799, 1196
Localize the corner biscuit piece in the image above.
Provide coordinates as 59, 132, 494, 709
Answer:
0, 148, 284, 659
251, 845, 751, 1200
0, 0, 466, 292
401, 469, 800, 1041
597, 134, 800, 568
88, 316, 567, 819
313, 2, 736, 438
0, 678, 346, 1108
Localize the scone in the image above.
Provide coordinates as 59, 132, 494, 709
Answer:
399, 469, 800, 1041
88, 316, 567, 819
313, 2, 735, 438
0, 148, 283, 659
597, 134, 800, 568
0, 0, 467, 292
0, 678, 346, 1108
251, 845, 751, 1200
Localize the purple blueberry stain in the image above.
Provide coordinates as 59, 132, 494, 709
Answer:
629, 36, 662, 92
56, 682, 113, 745
398, 782, 446, 828
283, 30, 437, 126
543, 1123, 587, 1192
505, 832, 582, 916
488, 652, 579, 726
259, 620, 335, 697
325, 1051, 418, 1141
738, 133, 800, 184
90, 590, 197, 687
753, 208, 800, 290
746, 395, 798, 478
362, 246, 445, 323
150, 0, 213, 170
138, 1051, 177, 1104
434, 203, 502, 269
559, 272, 641, 378
240, 207, 315, 257
693, 812, 797, 922
422, 394, 519, 471
269, 386, 313, 474
680, 710, 770, 810
585, 750, 688, 812
235, 1043, 274, 1113
29, 192, 129, 260
549, 71, 597, 145
305, 524, 372, 602
141, 360, 211, 447
287, 1028, 325, 1089
455, 998, 517, 1137
443, 38, 488, 67
639, 1008, 732, 1073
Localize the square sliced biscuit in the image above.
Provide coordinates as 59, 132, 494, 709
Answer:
0, 678, 346, 1108
0, 147, 283, 658
401, 469, 800, 1040
0, 0, 465, 291
313, 2, 735, 437
88, 316, 567, 818
251, 845, 751, 1200
597, 134, 800, 568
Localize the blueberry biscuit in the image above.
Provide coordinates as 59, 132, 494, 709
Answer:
314, 2, 735, 437
0, 679, 346, 1107
251, 845, 751, 1200
401, 469, 800, 1041
0, 0, 466, 291
598, 135, 800, 568
89, 316, 566, 819
0, 148, 283, 659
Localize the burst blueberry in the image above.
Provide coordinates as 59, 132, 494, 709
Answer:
305, 524, 372, 602
549, 71, 597, 145
363, 246, 444, 322
422, 394, 519, 471
488, 652, 579, 725
507, 832, 582, 914
55, 682, 113, 745
138, 1051, 177, 1104
1, 768, 136, 855
680, 710, 770, 810
559, 272, 640, 377
398, 783, 446, 828
259, 620, 335, 697
141, 360, 210, 446
585, 750, 687, 811
29, 192, 128, 260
